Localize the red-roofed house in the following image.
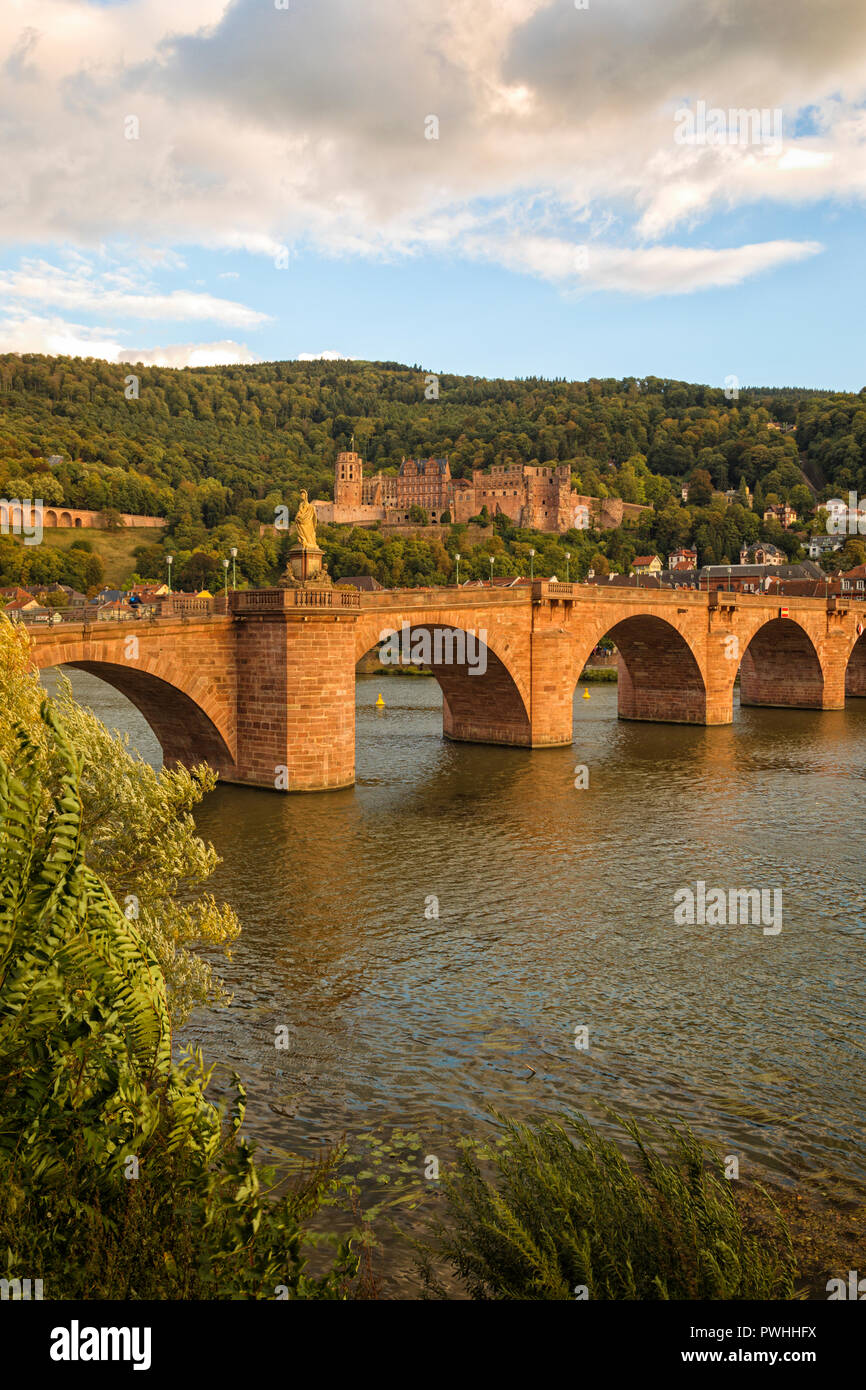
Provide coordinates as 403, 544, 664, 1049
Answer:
630, 555, 662, 575
668, 547, 698, 571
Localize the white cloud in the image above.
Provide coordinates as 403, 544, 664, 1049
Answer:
0, 258, 269, 327
0, 0, 864, 298
0, 312, 259, 368
464, 234, 823, 295
118, 340, 260, 367
137, 247, 187, 270
0, 313, 126, 360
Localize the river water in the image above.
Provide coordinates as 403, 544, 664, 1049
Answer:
41, 667, 866, 1287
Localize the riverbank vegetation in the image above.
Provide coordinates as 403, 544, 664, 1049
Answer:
0, 619, 238, 1023
0, 698, 360, 1299
579, 667, 618, 682
418, 1113, 795, 1299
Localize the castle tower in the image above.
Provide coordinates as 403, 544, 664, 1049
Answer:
334, 451, 363, 508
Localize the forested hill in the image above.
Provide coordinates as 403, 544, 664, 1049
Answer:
1, 354, 865, 527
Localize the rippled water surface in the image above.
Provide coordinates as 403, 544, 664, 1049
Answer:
41, 667, 866, 1277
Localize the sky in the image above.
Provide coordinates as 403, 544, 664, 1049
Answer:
1, 0, 865, 389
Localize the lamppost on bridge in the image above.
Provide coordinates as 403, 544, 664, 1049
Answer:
489, 555, 494, 584
529, 548, 535, 580
230, 546, 238, 590
222, 557, 230, 598
455, 551, 461, 587
565, 551, 571, 583
166, 554, 173, 595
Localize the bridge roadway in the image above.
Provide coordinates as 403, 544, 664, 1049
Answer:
24, 580, 866, 791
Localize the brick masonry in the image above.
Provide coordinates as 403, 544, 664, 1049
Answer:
0, 503, 164, 530
26, 586, 866, 791
32, 617, 238, 777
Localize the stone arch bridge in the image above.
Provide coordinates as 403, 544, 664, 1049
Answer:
25, 581, 866, 791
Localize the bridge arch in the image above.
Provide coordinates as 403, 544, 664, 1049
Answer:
845, 628, 866, 698
736, 616, 825, 709
33, 651, 236, 778
574, 613, 708, 724
356, 615, 531, 746
44, 509, 58, 527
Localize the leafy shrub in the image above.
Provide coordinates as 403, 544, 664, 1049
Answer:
579, 667, 618, 682
0, 706, 358, 1299
0, 617, 240, 1023
420, 1112, 795, 1300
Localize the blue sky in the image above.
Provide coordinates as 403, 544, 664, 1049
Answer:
2, 0, 865, 389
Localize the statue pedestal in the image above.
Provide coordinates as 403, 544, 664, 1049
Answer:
280, 545, 332, 589
288, 545, 323, 583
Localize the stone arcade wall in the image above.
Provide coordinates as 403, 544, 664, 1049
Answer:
0, 502, 164, 530
26, 583, 866, 791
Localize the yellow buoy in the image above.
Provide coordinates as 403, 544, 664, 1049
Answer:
583, 687, 590, 699
375, 692, 385, 707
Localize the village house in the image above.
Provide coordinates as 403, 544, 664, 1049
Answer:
336, 575, 383, 592
94, 599, 132, 622
128, 582, 170, 599
724, 485, 752, 505
739, 542, 786, 566
0, 585, 39, 608
763, 502, 798, 528
651, 561, 826, 595
808, 534, 843, 560
839, 564, 866, 598
630, 555, 663, 575
668, 546, 698, 571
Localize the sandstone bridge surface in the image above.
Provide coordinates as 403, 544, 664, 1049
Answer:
25, 581, 866, 791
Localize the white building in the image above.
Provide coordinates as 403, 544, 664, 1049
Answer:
807, 535, 843, 560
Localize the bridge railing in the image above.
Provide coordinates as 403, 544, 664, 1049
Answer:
12, 608, 88, 626
229, 587, 361, 613
161, 595, 214, 618
357, 585, 529, 609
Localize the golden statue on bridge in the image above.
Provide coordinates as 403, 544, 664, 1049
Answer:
293, 490, 318, 551
280, 488, 330, 588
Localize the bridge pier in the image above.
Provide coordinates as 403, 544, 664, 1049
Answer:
232, 596, 358, 791
528, 629, 577, 745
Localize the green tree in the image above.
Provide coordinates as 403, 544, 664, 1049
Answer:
687, 468, 714, 507
178, 551, 220, 590
0, 619, 240, 1023
0, 706, 359, 1299
839, 538, 866, 569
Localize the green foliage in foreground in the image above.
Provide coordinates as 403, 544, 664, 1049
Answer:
420, 1113, 795, 1300
0, 619, 240, 1025
0, 706, 358, 1299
